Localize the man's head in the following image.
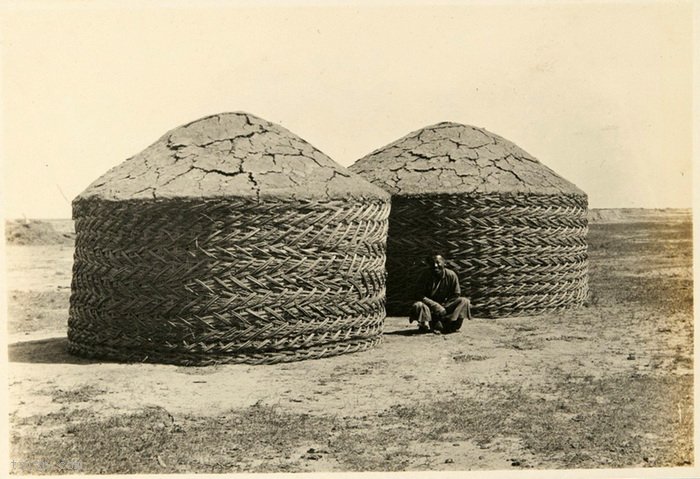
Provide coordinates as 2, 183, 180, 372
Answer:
426, 254, 446, 277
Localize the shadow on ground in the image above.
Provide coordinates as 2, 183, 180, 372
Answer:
384, 328, 428, 336
9, 337, 96, 365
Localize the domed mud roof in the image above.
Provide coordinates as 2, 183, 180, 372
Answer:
349, 122, 585, 196
77, 112, 389, 202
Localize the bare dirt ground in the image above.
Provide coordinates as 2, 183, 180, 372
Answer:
5, 209, 694, 474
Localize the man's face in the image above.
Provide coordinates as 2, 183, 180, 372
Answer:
428, 256, 446, 277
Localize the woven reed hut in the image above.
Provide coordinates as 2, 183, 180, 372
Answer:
349, 122, 588, 318
69, 112, 390, 365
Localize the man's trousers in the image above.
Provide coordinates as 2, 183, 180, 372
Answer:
409, 297, 471, 333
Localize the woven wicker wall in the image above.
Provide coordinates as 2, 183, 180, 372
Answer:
385, 192, 588, 317
68, 196, 389, 365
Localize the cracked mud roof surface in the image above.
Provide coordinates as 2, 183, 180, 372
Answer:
77, 112, 388, 202
349, 122, 585, 196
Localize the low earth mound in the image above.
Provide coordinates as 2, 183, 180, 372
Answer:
5, 220, 74, 246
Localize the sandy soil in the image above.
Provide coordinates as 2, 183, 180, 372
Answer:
5, 210, 694, 473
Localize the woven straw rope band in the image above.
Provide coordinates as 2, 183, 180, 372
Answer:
385, 192, 588, 318
67, 336, 383, 366
69, 197, 389, 365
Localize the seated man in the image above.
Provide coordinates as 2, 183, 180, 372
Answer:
409, 254, 472, 334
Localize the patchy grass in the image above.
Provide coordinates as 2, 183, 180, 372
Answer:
10, 373, 692, 474
334, 372, 693, 470
452, 353, 489, 363
11, 404, 335, 474
7, 290, 70, 334
5, 219, 74, 246
496, 336, 545, 351
49, 385, 107, 404
586, 222, 693, 314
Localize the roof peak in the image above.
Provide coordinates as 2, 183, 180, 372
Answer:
76, 112, 389, 203
349, 122, 585, 197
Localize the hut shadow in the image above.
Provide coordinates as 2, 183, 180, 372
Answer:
384, 328, 429, 336
8, 337, 96, 365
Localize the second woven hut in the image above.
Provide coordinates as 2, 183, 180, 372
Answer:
349, 122, 588, 318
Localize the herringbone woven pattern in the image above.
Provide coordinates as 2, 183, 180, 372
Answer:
386, 193, 588, 317
68, 197, 390, 365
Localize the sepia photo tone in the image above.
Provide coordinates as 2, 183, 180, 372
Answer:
1, 1, 695, 477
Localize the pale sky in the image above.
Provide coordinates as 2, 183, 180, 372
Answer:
0, 1, 694, 219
